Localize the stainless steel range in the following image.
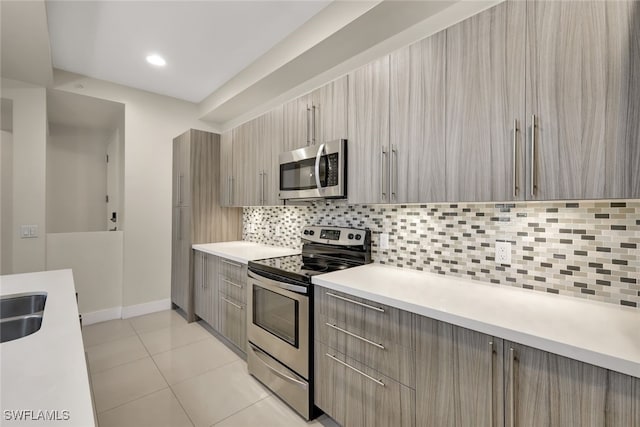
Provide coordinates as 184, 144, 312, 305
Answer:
246, 225, 371, 420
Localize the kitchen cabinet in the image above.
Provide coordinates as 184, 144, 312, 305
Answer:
217, 257, 247, 353
526, 0, 640, 199
415, 316, 503, 427
315, 341, 415, 427
283, 76, 348, 149
230, 108, 283, 206
219, 130, 233, 207
347, 56, 390, 204
194, 251, 218, 329
445, 0, 526, 202
415, 315, 639, 427
171, 129, 242, 321
314, 286, 416, 427
390, 32, 447, 203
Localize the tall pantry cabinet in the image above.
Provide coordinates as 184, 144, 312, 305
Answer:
171, 129, 242, 322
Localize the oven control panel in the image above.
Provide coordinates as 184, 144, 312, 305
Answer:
302, 226, 369, 247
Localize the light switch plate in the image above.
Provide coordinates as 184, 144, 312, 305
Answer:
495, 241, 512, 264
379, 233, 389, 250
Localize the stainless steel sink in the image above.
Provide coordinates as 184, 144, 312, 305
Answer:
0, 292, 47, 319
0, 293, 47, 343
0, 314, 44, 343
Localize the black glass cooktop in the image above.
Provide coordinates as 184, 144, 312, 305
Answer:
248, 254, 357, 285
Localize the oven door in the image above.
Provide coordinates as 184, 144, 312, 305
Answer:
279, 139, 346, 200
247, 271, 309, 378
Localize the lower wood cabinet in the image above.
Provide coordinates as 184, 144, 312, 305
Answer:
315, 341, 415, 427
316, 286, 640, 427
217, 258, 247, 353
415, 316, 503, 427
504, 341, 640, 427
193, 251, 218, 329
192, 251, 247, 354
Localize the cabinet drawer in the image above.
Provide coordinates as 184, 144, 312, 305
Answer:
316, 314, 415, 387
315, 286, 414, 350
218, 292, 246, 353
218, 275, 246, 303
315, 341, 415, 427
218, 258, 246, 283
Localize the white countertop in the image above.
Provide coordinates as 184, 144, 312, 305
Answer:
0, 270, 95, 426
192, 241, 299, 264
313, 263, 640, 378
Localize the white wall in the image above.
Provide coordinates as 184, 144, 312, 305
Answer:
47, 123, 111, 233
53, 70, 217, 308
1, 78, 47, 273
1, 130, 13, 274
46, 231, 123, 314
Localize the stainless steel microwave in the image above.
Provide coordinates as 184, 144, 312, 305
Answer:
279, 139, 346, 200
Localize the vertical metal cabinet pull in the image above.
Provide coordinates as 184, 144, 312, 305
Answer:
177, 209, 182, 241
306, 105, 311, 146
512, 120, 519, 198
177, 175, 183, 205
530, 115, 537, 197
488, 341, 494, 427
391, 145, 398, 200
509, 347, 516, 427
381, 146, 388, 200
325, 353, 385, 386
262, 170, 267, 205
258, 171, 264, 205
312, 105, 317, 145
227, 176, 232, 206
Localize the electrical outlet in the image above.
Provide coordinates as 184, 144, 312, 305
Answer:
495, 241, 512, 264
275, 225, 282, 236
379, 233, 389, 250
248, 223, 256, 233
20, 225, 38, 239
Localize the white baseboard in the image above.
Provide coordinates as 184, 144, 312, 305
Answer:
121, 298, 172, 319
82, 306, 122, 326
82, 298, 172, 325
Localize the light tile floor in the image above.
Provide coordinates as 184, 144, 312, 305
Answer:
83, 310, 339, 427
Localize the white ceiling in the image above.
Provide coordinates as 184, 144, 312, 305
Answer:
46, 0, 331, 103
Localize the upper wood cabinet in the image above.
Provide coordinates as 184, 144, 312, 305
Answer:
390, 32, 447, 203
445, 0, 526, 202
219, 131, 233, 207
229, 108, 283, 207
347, 56, 390, 204
283, 76, 348, 150
526, 0, 640, 200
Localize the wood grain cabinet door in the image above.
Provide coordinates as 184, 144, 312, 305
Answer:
390, 32, 446, 203
283, 93, 313, 150
347, 56, 391, 204
219, 131, 233, 207
526, 0, 640, 199
445, 0, 526, 202
415, 316, 503, 427
504, 342, 611, 427
193, 251, 205, 320
606, 370, 640, 426
312, 76, 348, 145
259, 106, 283, 206
315, 341, 415, 427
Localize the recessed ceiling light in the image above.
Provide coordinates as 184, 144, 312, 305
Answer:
146, 54, 166, 67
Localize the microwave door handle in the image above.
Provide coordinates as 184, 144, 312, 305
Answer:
314, 143, 326, 190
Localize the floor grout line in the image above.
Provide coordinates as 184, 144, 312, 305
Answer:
95, 385, 170, 416
207, 394, 273, 427
167, 357, 242, 388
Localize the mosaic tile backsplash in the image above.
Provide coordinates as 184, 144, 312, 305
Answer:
242, 200, 640, 309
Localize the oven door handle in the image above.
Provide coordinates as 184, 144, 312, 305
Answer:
249, 343, 308, 390
314, 143, 326, 190
248, 270, 308, 295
